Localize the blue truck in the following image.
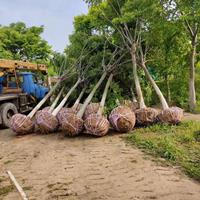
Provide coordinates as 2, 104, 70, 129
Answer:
0, 59, 49, 127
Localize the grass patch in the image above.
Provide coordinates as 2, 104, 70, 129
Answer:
4, 160, 14, 165
23, 186, 33, 191
126, 121, 200, 181
0, 185, 14, 196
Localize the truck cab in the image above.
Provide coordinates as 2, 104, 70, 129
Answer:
0, 59, 49, 128
19, 72, 49, 100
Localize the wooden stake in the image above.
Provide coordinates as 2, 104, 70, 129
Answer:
7, 171, 28, 200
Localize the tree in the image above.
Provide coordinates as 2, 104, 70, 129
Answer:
0, 22, 51, 62
82, 0, 199, 111
163, 0, 200, 111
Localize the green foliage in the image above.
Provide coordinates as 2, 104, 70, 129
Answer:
0, 22, 51, 61
64, 0, 200, 110
126, 121, 200, 181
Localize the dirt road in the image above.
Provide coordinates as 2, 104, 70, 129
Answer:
0, 128, 200, 200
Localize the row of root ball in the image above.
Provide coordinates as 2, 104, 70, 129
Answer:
11, 102, 184, 137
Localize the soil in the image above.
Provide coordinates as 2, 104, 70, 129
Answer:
0, 113, 200, 200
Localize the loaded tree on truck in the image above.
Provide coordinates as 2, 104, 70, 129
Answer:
0, 59, 49, 128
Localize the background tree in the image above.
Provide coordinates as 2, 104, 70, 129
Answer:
162, 0, 200, 111
0, 22, 51, 62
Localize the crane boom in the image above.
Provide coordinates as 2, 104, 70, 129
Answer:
0, 59, 48, 74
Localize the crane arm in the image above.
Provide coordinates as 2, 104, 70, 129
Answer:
0, 59, 48, 74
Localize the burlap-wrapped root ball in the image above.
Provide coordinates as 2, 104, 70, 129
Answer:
109, 106, 136, 133
135, 107, 159, 126
57, 107, 77, 124
158, 107, 183, 125
84, 114, 110, 137
36, 111, 59, 134
35, 106, 51, 120
83, 103, 100, 120
11, 114, 34, 135
61, 113, 84, 136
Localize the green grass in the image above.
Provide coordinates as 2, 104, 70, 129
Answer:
126, 121, 200, 181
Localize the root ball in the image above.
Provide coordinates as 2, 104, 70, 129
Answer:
36, 111, 59, 134
158, 107, 183, 124
10, 114, 34, 135
84, 114, 110, 136
35, 107, 51, 121
109, 106, 136, 133
57, 107, 76, 124
83, 103, 100, 120
61, 113, 83, 136
135, 108, 159, 126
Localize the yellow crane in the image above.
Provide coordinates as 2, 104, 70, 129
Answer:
0, 59, 48, 75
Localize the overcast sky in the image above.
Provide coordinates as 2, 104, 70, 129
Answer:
0, 0, 88, 52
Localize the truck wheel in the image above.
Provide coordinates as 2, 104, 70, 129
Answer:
0, 103, 18, 128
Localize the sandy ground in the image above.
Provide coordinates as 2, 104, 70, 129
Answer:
0, 114, 200, 200
184, 112, 200, 121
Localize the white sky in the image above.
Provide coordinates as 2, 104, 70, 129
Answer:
0, 0, 88, 52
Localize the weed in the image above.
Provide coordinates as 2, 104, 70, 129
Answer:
0, 185, 14, 196
126, 121, 200, 181
23, 186, 33, 191
4, 160, 14, 164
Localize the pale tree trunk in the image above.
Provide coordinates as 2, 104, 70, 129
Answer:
141, 60, 169, 110
72, 87, 86, 109
28, 81, 61, 118
52, 78, 81, 116
49, 87, 64, 113
97, 73, 113, 115
189, 37, 197, 112
78, 72, 107, 118
131, 43, 146, 109
130, 88, 137, 103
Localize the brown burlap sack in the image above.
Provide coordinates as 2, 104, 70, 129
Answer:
57, 107, 76, 124
36, 111, 59, 134
35, 107, 51, 120
135, 107, 159, 126
83, 103, 100, 120
109, 106, 136, 132
158, 107, 183, 125
61, 113, 84, 136
84, 114, 110, 136
10, 114, 34, 135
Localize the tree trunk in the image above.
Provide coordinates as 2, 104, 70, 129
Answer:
130, 88, 137, 103
189, 37, 197, 112
52, 78, 81, 116
141, 61, 169, 110
77, 72, 107, 118
131, 43, 146, 109
49, 87, 64, 113
28, 80, 61, 118
97, 73, 113, 115
72, 87, 86, 109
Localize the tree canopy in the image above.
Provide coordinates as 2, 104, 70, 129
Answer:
63, 0, 200, 112
0, 22, 51, 61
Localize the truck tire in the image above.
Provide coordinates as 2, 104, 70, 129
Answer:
0, 103, 18, 128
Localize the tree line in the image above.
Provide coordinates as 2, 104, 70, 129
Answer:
0, 0, 200, 112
